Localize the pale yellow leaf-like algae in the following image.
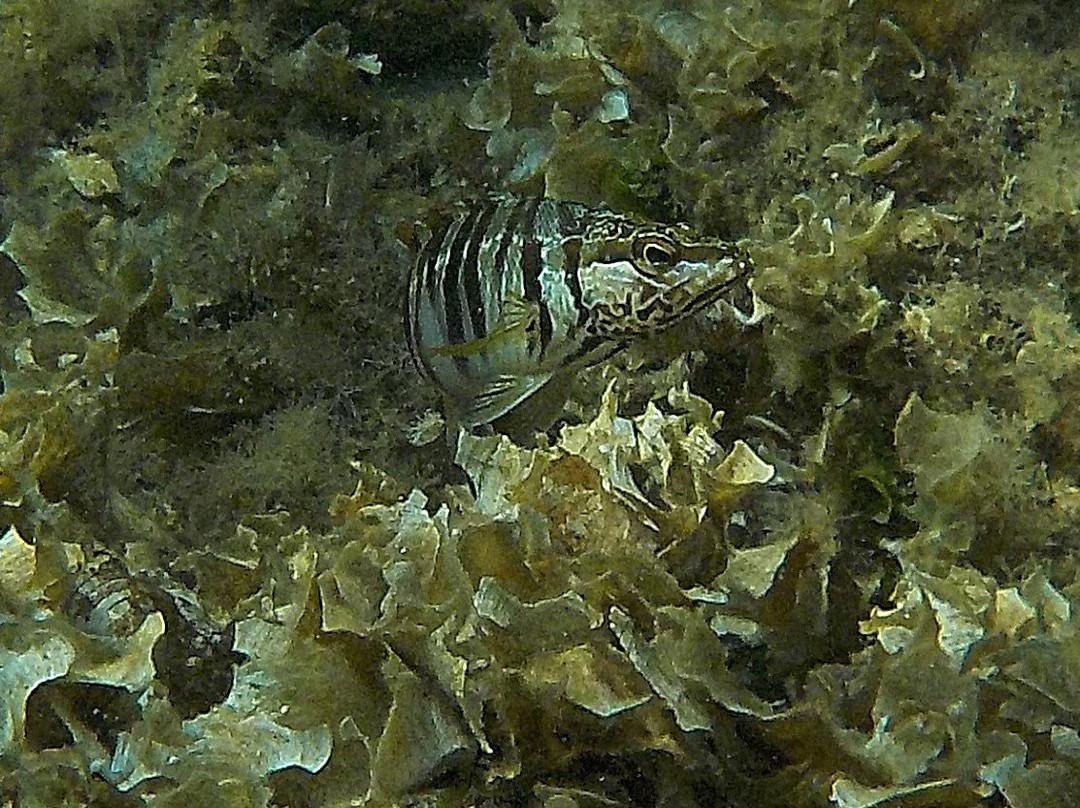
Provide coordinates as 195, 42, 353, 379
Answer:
48, 148, 120, 198
0, 525, 36, 600
713, 533, 798, 601
370, 660, 475, 797
608, 606, 712, 732
0, 635, 75, 755
524, 644, 652, 719
1, 222, 96, 327
715, 439, 776, 486
68, 611, 165, 692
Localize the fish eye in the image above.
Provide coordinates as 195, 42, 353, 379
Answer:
636, 237, 679, 268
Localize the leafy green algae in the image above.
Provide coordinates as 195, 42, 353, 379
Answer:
3, 0, 1080, 806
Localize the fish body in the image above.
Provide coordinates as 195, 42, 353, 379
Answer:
405, 195, 754, 428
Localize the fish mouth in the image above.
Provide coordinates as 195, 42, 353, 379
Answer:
654, 265, 752, 329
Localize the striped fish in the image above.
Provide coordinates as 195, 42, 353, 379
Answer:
405, 195, 754, 429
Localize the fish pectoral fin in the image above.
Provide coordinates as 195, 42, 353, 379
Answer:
459, 372, 554, 427
430, 325, 518, 358
431, 334, 497, 358
430, 295, 539, 359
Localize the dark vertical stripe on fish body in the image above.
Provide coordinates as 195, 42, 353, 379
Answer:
492, 197, 532, 328
403, 281, 420, 376
521, 232, 542, 305
442, 207, 483, 350
422, 215, 456, 309
462, 203, 499, 343
408, 214, 456, 382
520, 225, 552, 358
556, 201, 583, 236
562, 237, 586, 327
488, 200, 515, 289
429, 213, 467, 358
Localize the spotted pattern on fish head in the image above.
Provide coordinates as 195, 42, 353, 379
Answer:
576, 215, 754, 340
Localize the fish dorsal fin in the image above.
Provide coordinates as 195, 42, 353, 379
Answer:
456, 372, 554, 428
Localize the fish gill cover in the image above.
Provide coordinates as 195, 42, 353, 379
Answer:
1, 0, 1079, 806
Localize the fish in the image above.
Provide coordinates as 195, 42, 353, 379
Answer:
404, 195, 754, 430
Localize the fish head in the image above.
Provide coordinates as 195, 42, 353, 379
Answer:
577, 221, 754, 340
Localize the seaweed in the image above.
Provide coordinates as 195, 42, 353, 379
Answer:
3, 0, 1080, 806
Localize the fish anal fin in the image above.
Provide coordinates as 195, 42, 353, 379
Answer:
457, 372, 554, 428
492, 371, 572, 444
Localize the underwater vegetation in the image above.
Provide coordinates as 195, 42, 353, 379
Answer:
2, 0, 1080, 806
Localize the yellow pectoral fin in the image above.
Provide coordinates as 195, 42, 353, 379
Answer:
430, 326, 517, 358
430, 297, 539, 359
